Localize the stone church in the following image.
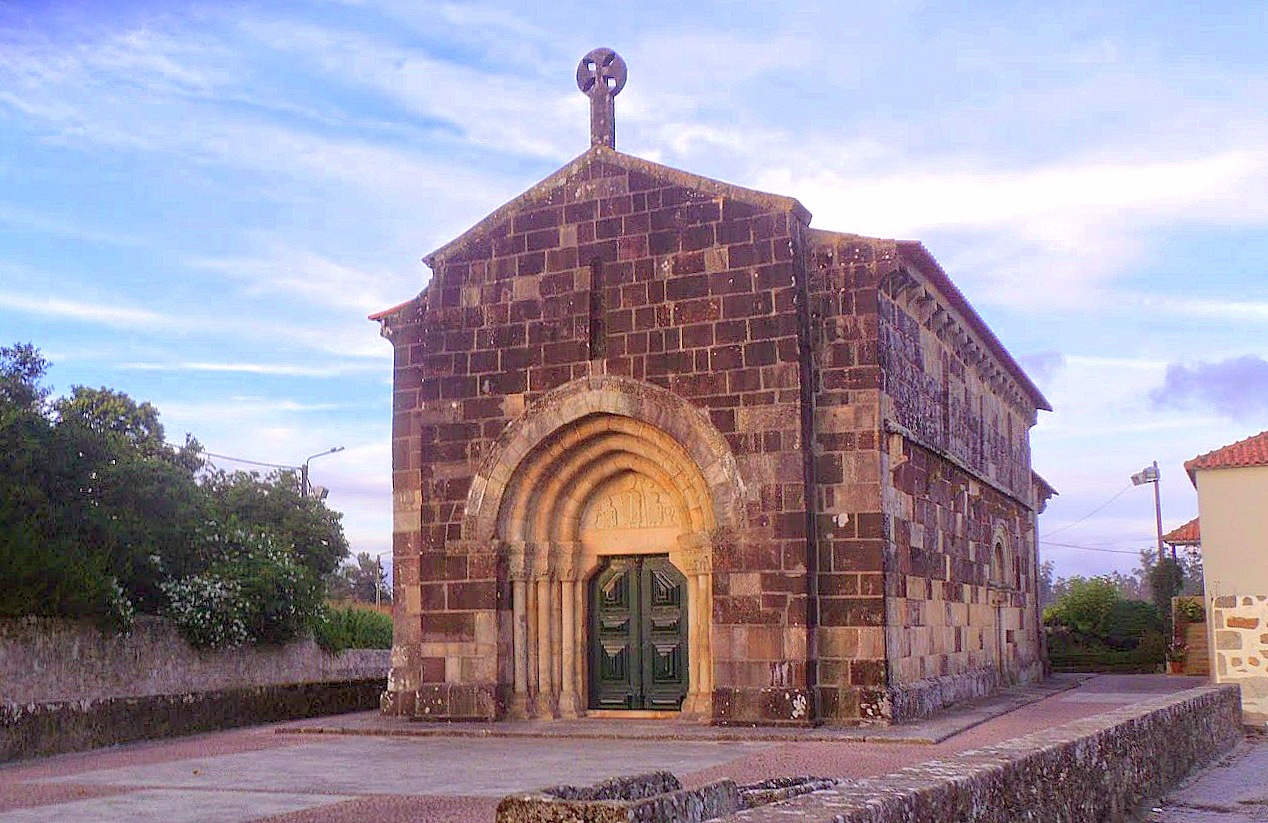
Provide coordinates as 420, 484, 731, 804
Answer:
371, 49, 1054, 726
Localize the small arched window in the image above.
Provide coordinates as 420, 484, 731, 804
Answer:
989, 525, 1015, 589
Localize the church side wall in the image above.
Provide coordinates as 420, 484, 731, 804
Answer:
384, 160, 822, 723
804, 234, 891, 722
876, 287, 1042, 721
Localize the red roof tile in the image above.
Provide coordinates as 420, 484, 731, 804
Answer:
1162, 516, 1200, 546
1185, 429, 1268, 483
368, 298, 415, 321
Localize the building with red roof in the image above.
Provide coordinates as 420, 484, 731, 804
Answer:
1162, 516, 1201, 549
1184, 429, 1268, 726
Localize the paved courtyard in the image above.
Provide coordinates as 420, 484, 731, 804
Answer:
0, 675, 1215, 823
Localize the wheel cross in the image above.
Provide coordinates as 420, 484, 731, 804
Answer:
576, 47, 627, 149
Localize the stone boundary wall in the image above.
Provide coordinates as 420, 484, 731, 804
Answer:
0, 617, 389, 703
1, 679, 383, 762
724, 684, 1242, 823
889, 661, 1044, 723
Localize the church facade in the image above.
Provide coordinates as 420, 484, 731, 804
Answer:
371, 53, 1052, 726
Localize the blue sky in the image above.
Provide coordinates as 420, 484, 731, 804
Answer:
2, 0, 1265, 579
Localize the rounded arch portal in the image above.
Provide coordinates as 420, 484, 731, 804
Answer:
464, 375, 741, 720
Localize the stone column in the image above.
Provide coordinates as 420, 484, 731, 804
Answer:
508, 543, 529, 719
696, 566, 713, 700
677, 535, 712, 719
535, 573, 555, 718
558, 548, 580, 717
526, 572, 539, 705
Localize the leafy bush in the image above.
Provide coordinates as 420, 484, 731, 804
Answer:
1043, 577, 1122, 635
161, 575, 250, 649
314, 605, 393, 653
1044, 574, 1167, 670
1102, 599, 1163, 650
162, 524, 323, 649
1047, 629, 1166, 673
1176, 598, 1205, 623
1, 343, 351, 639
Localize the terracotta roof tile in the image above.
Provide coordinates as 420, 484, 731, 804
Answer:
1185, 429, 1268, 483
1162, 516, 1200, 546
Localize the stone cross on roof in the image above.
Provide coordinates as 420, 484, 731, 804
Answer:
576, 47, 627, 149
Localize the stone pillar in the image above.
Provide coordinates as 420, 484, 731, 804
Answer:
536, 575, 555, 718
677, 535, 712, 720
526, 573, 539, 705
696, 568, 713, 699
558, 548, 580, 718
508, 542, 530, 719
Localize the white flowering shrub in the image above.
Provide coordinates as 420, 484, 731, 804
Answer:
161, 575, 249, 649
161, 521, 322, 649
105, 577, 136, 634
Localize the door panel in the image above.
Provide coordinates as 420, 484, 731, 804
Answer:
589, 558, 639, 709
588, 555, 689, 711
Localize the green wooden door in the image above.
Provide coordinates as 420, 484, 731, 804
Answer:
588, 555, 689, 710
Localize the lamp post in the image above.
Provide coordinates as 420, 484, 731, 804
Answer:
1131, 461, 1166, 563
301, 446, 345, 498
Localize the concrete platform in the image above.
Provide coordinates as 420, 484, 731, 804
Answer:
0, 674, 1211, 823
278, 673, 1092, 744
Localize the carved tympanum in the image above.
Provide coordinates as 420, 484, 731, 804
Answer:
583, 475, 681, 531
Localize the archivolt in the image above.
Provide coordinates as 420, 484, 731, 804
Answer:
497, 414, 714, 543
462, 374, 744, 542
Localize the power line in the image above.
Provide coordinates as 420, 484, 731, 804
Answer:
1042, 483, 1133, 537
166, 441, 296, 470
199, 450, 296, 469
1042, 539, 1144, 556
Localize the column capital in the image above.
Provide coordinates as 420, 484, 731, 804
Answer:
553, 541, 583, 581
505, 541, 530, 580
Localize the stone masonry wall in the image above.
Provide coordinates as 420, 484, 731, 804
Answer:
1211, 593, 1268, 726
801, 232, 1042, 722
883, 438, 1040, 700
875, 272, 1042, 717
803, 231, 890, 722
724, 684, 1242, 823
0, 617, 389, 704
877, 284, 1033, 502
382, 150, 821, 723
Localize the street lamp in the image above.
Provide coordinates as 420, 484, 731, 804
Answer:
301, 446, 345, 498
1131, 460, 1166, 563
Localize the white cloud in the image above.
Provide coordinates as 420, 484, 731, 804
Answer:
120, 361, 383, 378
0, 284, 391, 362
188, 244, 406, 316
0, 291, 172, 328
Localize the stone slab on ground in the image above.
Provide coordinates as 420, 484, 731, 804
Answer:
280, 674, 1091, 745
0, 789, 352, 823
40, 737, 771, 798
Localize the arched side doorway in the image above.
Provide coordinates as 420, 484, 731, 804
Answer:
493, 412, 717, 719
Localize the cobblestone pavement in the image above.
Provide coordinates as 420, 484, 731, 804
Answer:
0, 675, 1204, 823
1142, 734, 1268, 823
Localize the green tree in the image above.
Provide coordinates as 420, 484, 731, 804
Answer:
0, 392, 133, 628
1044, 576, 1123, 635
1037, 559, 1056, 607
55, 386, 168, 457
0, 342, 51, 416
0, 343, 352, 640
327, 552, 392, 604
202, 469, 349, 579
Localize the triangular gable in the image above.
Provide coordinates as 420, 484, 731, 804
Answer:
423, 144, 812, 268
